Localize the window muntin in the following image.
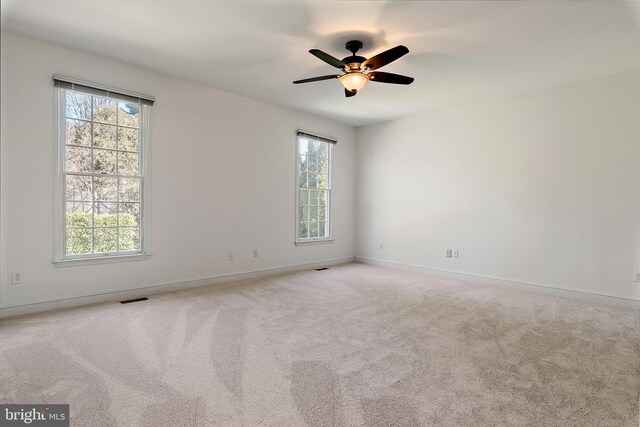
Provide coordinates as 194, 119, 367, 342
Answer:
296, 133, 333, 242
60, 89, 146, 258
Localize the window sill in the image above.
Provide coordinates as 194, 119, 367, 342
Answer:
295, 239, 334, 246
51, 253, 152, 268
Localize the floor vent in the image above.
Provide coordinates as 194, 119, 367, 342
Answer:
119, 297, 149, 304
315, 267, 329, 271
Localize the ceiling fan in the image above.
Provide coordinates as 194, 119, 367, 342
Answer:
293, 40, 414, 97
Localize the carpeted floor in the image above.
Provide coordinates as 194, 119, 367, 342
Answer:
0, 263, 638, 426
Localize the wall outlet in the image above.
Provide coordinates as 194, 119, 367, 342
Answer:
227, 252, 234, 261
253, 249, 258, 258
11, 272, 23, 285
378, 242, 384, 250
453, 250, 459, 258
446, 249, 452, 258
635, 272, 640, 283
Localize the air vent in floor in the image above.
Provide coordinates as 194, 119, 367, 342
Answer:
119, 297, 149, 304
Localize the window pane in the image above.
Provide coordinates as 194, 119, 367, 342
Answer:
317, 173, 328, 190
317, 142, 327, 158
94, 227, 117, 253
93, 97, 116, 124
66, 228, 92, 255
119, 178, 141, 201
310, 191, 319, 206
118, 102, 139, 128
298, 222, 308, 239
118, 127, 139, 152
309, 222, 319, 238
320, 191, 326, 206
308, 173, 317, 188
309, 206, 318, 221
66, 92, 92, 120
118, 227, 140, 251
298, 154, 307, 173
66, 202, 92, 227
319, 221, 326, 237
299, 190, 308, 206
307, 156, 317, 173
118, 151, 139, 176
94, 177, 117, 201
298, 138, 309, 156
119, 202, 140, 226
318, 156, 328, 175
93, 149, 116, 174
94, 202, 117, 226
319, 191, 327, 206
93, 123, 117, 149
66, 175, 92, 201
65, 146, 92, 173
299, 206, 308, 222
300, 172, 308, 189
318, 206, 325, 222
308, 140, 318, 157
66, 119, 91, 146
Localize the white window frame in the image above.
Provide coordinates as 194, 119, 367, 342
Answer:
52, 78, 153, 266
295, 130, 335, 245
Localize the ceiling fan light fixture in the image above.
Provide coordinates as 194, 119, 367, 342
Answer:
339, 72, 369, 91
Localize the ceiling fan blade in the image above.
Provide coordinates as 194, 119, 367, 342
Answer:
368, 71, 414, 85
309, 49, 346, 69
362, 45, 409, 71
293, 75, 340, 84
345, 89, 357, 98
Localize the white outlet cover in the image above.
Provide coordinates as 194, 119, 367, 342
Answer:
11, 272, 23, 284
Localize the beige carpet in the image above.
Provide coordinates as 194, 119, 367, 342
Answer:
0, 263, 638, 426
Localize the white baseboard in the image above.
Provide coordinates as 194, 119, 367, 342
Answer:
0, 257, 355, 318
355, 257, 640, 309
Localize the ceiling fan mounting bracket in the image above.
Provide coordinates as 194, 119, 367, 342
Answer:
345, 40, 364, 55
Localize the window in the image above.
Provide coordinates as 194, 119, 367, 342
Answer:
296, 131, 335, 244
53, 76, 154, 263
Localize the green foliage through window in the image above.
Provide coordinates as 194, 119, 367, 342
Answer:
66, 212, 140, 254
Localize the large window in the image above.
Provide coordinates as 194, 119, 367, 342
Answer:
53, 76, 153, 262
296, 131, 335, 243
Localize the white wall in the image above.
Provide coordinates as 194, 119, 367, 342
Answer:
0, 32, 356, 312
356, 69, 640, 300
2, 32, 638, 314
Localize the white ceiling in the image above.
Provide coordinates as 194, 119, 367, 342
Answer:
2, 0, 640, 127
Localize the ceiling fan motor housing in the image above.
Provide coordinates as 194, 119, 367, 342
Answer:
344, 40, 366, 70
343, 56, 367, 70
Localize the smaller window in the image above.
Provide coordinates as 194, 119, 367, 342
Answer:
296, 131, 335, 244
